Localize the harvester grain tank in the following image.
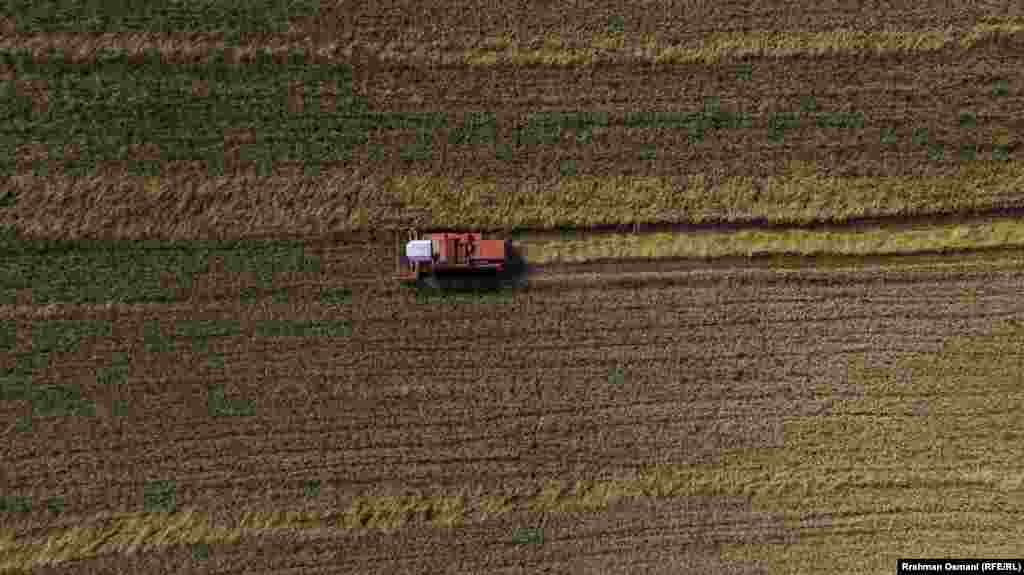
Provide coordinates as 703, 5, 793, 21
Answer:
394, 230, 508, 288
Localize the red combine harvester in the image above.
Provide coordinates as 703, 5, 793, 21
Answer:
394, 230, 508, 288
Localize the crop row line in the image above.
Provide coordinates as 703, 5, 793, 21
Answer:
2, 20, 1023, 64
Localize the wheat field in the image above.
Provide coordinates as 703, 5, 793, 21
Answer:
2, 1, 1023, 573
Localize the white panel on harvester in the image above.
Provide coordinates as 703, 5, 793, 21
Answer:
405, 240, 434, 262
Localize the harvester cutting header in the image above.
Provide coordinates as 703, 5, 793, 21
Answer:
394, 230, 510, 288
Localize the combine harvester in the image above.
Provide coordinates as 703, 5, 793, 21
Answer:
394, 230, 517, 289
